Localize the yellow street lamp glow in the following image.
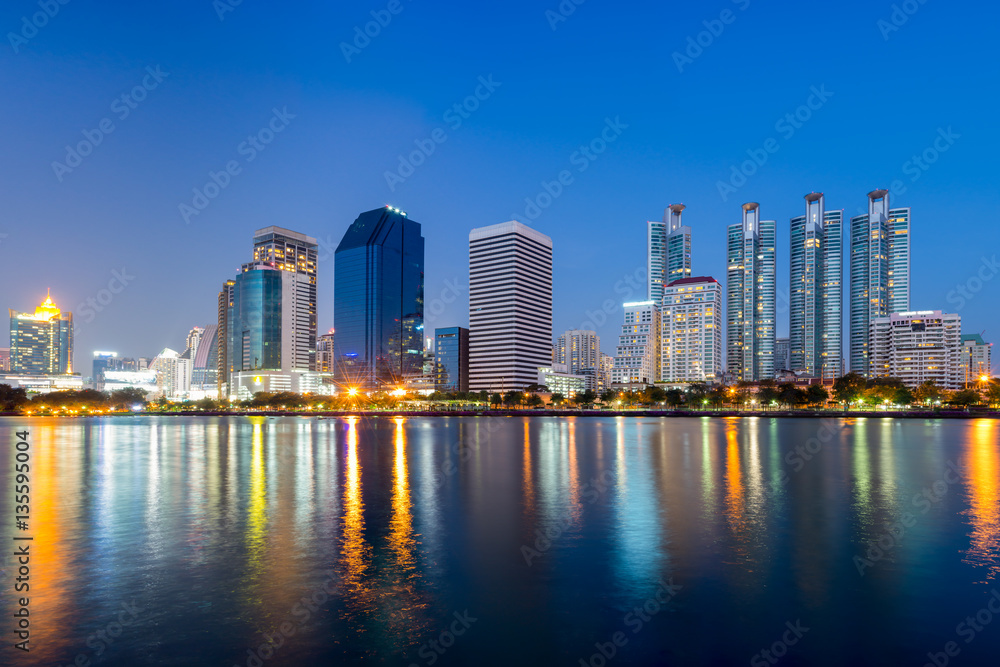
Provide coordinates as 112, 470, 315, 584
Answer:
981, 375, 991, 382
348, 387, 358, 397
392, 388, 406, 397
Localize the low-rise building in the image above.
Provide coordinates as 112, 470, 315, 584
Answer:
869, 310, 962, 389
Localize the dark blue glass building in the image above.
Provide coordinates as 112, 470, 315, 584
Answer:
228, 266, 283, 372
334, 206, 424, 389
434, 327, 469, 393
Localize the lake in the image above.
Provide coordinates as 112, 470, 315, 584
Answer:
1, 415, 998, 666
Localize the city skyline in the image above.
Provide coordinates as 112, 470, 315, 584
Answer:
3, 2, 995, 368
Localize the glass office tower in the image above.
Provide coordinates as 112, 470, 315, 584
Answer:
228, 266, 283, 373
434, 326, 469, 392
647, 204, 691, 303
9, 292, 73, 374
334, 206, 425, 389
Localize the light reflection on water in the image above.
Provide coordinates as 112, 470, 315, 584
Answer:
0, 415, 998, 666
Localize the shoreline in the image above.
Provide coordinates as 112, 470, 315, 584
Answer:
3, 409, 998, 419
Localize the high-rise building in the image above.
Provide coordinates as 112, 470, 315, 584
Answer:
0, 348, 10, 372
660, 277, 722, 383
611, 300, 660, 385
775, 338, 791, 372
962, 333, 993, 384
434, 326, 469, 393
789, 193, 844, 379
555, 329, 600, 375
469, 221, 552, 392
850, 189, 911, 375
92, 351, 119, 391
151, 348, 191, 399
217, 279, 235, 397
726, 203, 776, 382
190, 324, 219, 393
316, 330, 335, 373
647, 204, 692, 303
248, 227, 318, 372
335, 206, 424, 390
869, 310, 961, 390
9, 292, 73, 375
223, 227, 319, 398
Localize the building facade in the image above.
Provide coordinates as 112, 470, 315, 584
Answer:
9, 293, 73, 375
647, 204, 692, 303
612, 300, 660, 385
789, 193, 843, 380
962, 333, 993, 384
555, 329, 600, 375
537, 364, 587, 397
850, 189, 911, 375
335, 206, 424, 390
726, 203, 776, 381
775, 338, 790, 372
435, 326, 469, 393
869, 310, 961, 390
468, 221, 552, 392
92, 351, 119, 391
0, 348, 9, 372
217, 279, 235, 397
660, 277, 722, 383
316, 331, 335, 373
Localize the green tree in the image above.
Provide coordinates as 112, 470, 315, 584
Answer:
914, 380, 944, 405
525, 394, 544, 408
892, 386, 915, 406
108, 387, 149, 409
757, 379, 779, 410
0, 384, 29, 412
805, 384, 829, 407
950, 389, 981, 408
600, 389, 618, 405
550, 392, 566, 406
664, 388, 685, 408
986, 380, 1000, 408
833, 373, 867, 409
574, 390, 597, 407
489, 392, 503, 408
503, 391, 524, 408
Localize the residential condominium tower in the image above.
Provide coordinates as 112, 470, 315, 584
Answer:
555, 329, 600, 375
726, 203, 776, 381
612, 300, 660, 385
334, 206, 425, 390
850, 189, 910, 375
468, 221, 552, 392
869, 310, 961, 390
660, 277, 722, 383
789, 193, 844, 380
647, 204, 692, 303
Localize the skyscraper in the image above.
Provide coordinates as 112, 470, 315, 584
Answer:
435, 326, 469, 392
469, 221, 552, 392
9, 292, 73, 375
92, 351, 118, 391
850, 189, 911, 375
869, 310, 961, 390
316, 330, 335, 373
250, 226, 318, 372
789, 193, 843, 379
726, 203, 776, 382
647, 204, 691, 303
611, 300, 660, 385
223, 228, 319, 398
335, 206, 425, 390
555, 329, 600, 375
660, 277, 722, 383
217, 279, 235, 397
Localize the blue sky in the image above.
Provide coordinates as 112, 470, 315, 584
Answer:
2, 0, 997, 372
